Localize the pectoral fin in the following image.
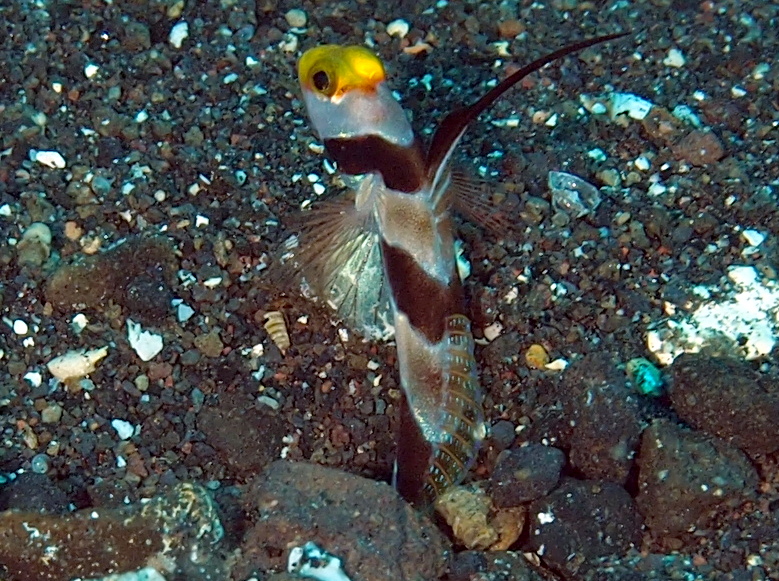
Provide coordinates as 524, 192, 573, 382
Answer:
286, 193, 393, 340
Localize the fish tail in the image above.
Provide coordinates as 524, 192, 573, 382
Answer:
423, 314, 485, 501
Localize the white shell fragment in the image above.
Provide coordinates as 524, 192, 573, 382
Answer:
17, 222, 53, 266
127, 319, 164, 361
33, 150, 66, 168
169, 21, 189, 48
47, 347, 109, 382
648, 266, 779, 365
387, 18, 410, 38
288, 541, 353, 581
548, 171, 601, 217
609, 92, 654, 121
111, 418, 136, 440
663, 48, 686, 68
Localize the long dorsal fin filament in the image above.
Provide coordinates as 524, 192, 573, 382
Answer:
426, 32, 629, 188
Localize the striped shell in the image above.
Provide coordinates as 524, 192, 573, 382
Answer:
263, 311, 291, 354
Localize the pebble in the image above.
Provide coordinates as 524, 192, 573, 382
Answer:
490, 444, 565, 507
497, 19, 525, 38
169, 21, 189, 48
285, 8, 307, 28
41, 404, 63, 424
194, 330, 224, 358
12, 319, 28, 335
386, 18, 410, 38
17, 222, 52, 266
672, 130, 724, 166
663, 47, 686, 68
33, 150, 66, 168
525, 344, 550, 369
47, 347, 109, 382
127, 319, 164, 362
30, 454, 50, 474
609, 92, 654, 121
741, 229, 765, 247
180, 349, 201, 366
111, 419, 136, 440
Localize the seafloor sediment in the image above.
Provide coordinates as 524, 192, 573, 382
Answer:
0, 1, 778, 580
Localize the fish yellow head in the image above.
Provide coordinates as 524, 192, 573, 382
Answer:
298, 45, 414, 147
298, 45, 386, 100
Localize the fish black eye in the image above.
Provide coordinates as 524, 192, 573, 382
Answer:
312, 70, 329, 92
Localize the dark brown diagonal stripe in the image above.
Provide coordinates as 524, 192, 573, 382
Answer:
381, 241, 465, 343
324, 136, 426, 193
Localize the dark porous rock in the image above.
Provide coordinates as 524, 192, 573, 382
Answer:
46, 236, 177, 321
235, 460, 449, 581
562, 353, 642, 485
0, 483, 223, 581
670, 354, 779, 457
636, 418, 758, 537
526, 478, 643, 578
449, 550, 547, 581
0, 472, 69, 513
490, 419, 517, 451
123, 272, 173, 325
490, 444, 565, 508
198, 392, 285, 479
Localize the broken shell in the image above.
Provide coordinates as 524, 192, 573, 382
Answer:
17, 222, 52, 266
435, 486, 498, 550
263, 311, 290, 354
47, 347, 109, 381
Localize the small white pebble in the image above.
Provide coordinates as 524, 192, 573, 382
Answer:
386, 18, 410, 38
169, 21, 189, 49
127, 319, 164, 362
24, 371, 42, 387
313, 183, 326, 196
13, 319, 28, 335
279, 33, 298, 53
483, 322, 503, 342
47, 347, 109, 382
663, 48, 685, 68
203, 276, 223, 288
751, 62, 770, 80
72, 314, 89, 333
0, 204, 11, 216
257, 395, 281, 411
285, 8, 307, 28
111, 419, 136, 440
545, 358, 568, 371
84, 63, 99, 78
741, 229, 765, 247
634, 156, 651, 171
647, 182, 667, 196
731, 85, 747, 98
195, 214, 209, 228
34, 150, 66, 169
177, 302, 196, 323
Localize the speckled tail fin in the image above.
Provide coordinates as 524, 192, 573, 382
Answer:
424, 314, 486, 500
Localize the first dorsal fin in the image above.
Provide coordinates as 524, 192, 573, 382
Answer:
425, 32, 629, 187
